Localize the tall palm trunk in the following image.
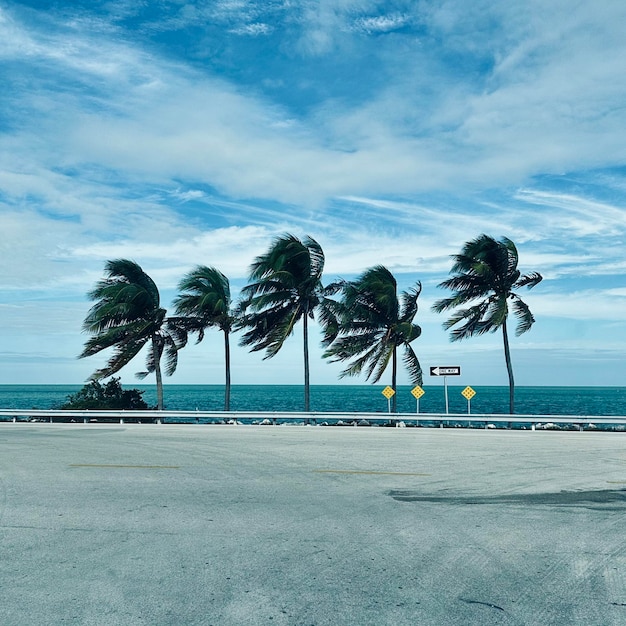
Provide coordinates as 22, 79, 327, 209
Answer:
224, 329, 231, 412
391, 346, 398, 413
153, 338, 164, 411
303, 313, 310, 413
502, 319, 515, 414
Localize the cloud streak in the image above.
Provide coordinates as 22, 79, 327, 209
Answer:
1, 0, 625, 385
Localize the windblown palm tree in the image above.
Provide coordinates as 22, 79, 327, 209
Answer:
238, 234, 336, 412
323, 265, 423, 413
432, 235, 542, 414
80, 259, 186, 410
174, 266, 234, 411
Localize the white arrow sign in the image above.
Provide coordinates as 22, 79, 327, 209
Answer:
430, 366, 461, 376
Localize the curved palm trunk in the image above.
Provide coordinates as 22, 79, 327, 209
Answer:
224, 329, 231, 412
153, 339, 164, 411
303, 314, 310, 413
502, 320, 515, 414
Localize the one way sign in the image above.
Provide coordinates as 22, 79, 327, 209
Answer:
430, 366, 461, 376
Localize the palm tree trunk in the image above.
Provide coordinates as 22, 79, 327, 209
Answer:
224, 329, 231, 412
502, 319, 515, 414
391, 346, 397, 414
303, 313, 310, 413
153, 339, 164, 411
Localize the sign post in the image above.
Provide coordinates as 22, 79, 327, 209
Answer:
429, 366, 461, 414
382, 385, 395, 413
411, 385, 425, 413
461, 386, 476, 414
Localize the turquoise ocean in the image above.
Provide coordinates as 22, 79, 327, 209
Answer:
1, 384, 626, 416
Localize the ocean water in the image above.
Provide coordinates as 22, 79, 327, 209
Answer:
1, 384, 626, 416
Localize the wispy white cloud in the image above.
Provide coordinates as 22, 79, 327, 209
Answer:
69, 225, 274, 284
230, 22, 272, 36
5, 1, 626, 207
2, 0, 626, 385
352, 13, 409, 34
527, 289, 626, 321
515, 190, 626, 237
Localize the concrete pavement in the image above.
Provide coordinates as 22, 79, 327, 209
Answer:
1, 424, 626, 625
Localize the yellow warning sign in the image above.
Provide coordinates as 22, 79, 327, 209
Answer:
411, 385, 425, 399
461, 386, 476, 400
382, 386, 395, 399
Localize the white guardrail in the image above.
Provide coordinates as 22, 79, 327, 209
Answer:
1, 409, 626, 430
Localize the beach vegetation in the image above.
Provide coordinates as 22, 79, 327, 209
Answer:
237, 234, 339, 412
322, 265, 423, 413
173, 265, 235, 411
60, 377, 150, 410
79, 259, 187, 410
432, 234, 542, 414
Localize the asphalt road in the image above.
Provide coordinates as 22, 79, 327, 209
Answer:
1, 424, 626, 625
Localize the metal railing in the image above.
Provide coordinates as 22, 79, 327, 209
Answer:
1, 408, 626, 430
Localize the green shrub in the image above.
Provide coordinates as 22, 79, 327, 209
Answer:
60, 377, 150, 410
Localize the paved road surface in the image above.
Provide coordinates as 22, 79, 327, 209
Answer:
1, 424, 626, 625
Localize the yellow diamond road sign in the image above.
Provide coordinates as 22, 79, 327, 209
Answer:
411, 385, 425, 399
382, 386, 395, 399
461, 386, 476, 400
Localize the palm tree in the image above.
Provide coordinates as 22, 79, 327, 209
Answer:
238, 234, 336, 412
431, 234, 542, 414
323, 265, 423, 413
80, 259, 186, 411
174, 266, 235, 411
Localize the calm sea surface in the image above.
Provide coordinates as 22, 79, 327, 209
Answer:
1, 384, 625, 416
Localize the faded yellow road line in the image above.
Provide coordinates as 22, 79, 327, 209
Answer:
314, 469, 430, 476
606, 480, 626, 484
70, 464, 179, 469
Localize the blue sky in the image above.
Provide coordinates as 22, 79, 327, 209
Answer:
1, 0, 625, 388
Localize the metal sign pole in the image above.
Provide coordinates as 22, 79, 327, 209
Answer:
429, 367, 460, 415
461, 386, 476, 414
411, 385, 424, 414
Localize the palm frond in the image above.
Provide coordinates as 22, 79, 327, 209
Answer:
162, 335, 180, 377
511, 296, 536, 336
396, 321, 422, 343
515, 271, 543, 289
88, 334, 149, 380
402, 344, 423, 385
368, 342, 394, 383
323, 330, 383, 362
165, 318, 189, 349
239, 303, 302, 357
303, 235, 325, 280
317, 296, 343, 347
238, 233, 328, 367
399, 282, 421, 322
444, 301, 497, 341
80, 259, 187, 394
435, 235, 541, 346
322, 264, 422, 389
335, 342, 386, 380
